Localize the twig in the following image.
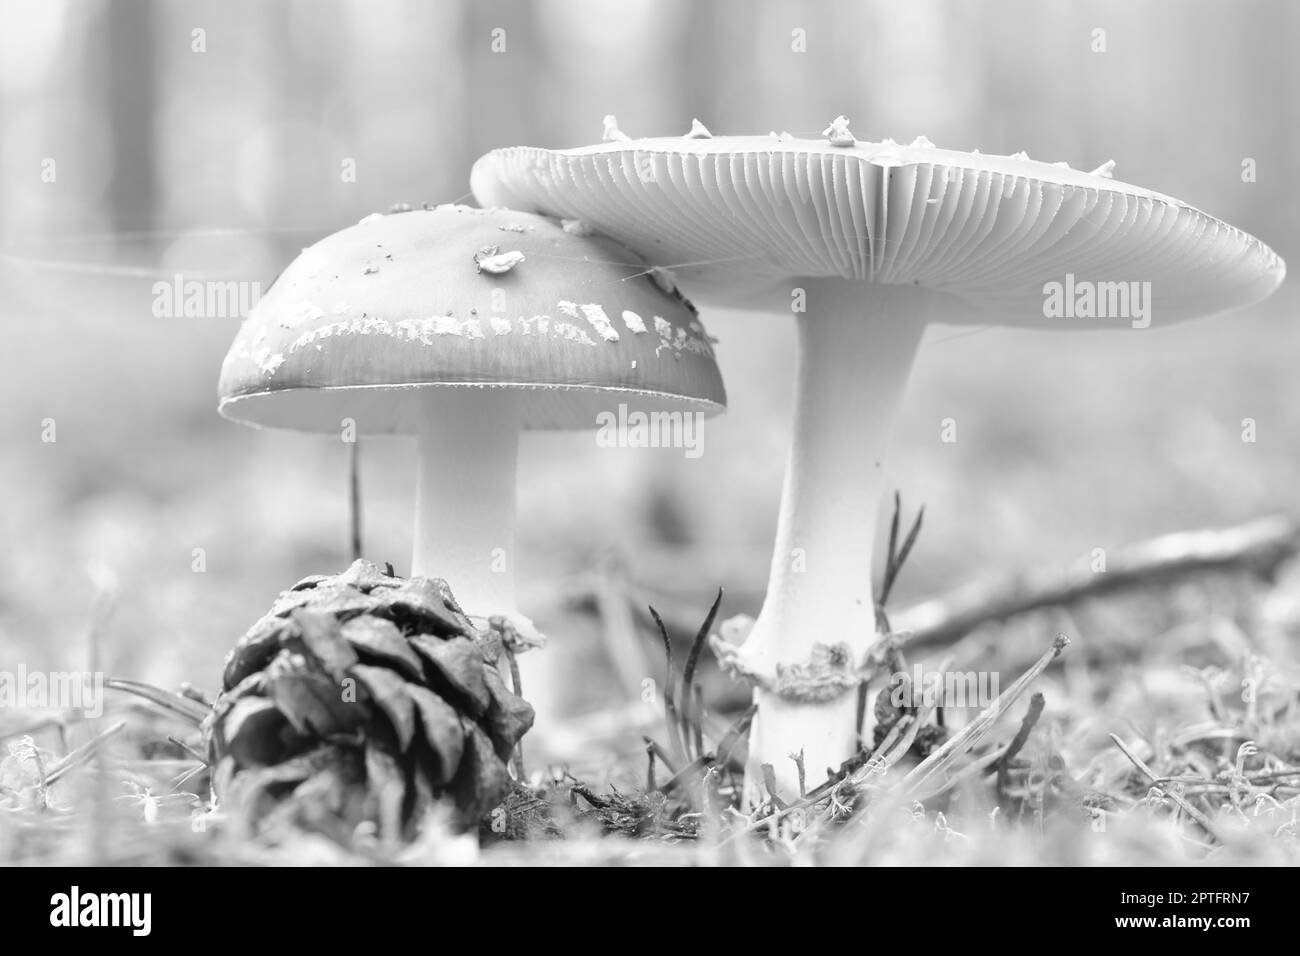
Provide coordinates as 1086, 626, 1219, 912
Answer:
995, 692, 1046, 800
505, 647, 525, 781
569, 783, 610, 810
661, 755, 715, 797
105, 678, 210, 725
168, 762, 208, 792
167, 735, 209, 765
642, 736, 679, 778
1247, 769, 1300, 783
911, 745, 1008, 802
792, 749, 806, 799
855, 682, 869, 740
44, 720, 127, 785
1109, 733, 1224, 842
996, 693, 1046, 770
348, 439, 363, 561
901, 634, 1069, 797
866, 715, 913, 776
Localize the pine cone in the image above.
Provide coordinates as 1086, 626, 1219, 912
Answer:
202, 560, 533, 842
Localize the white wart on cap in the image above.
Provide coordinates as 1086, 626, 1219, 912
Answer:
471, 126, 1286, 802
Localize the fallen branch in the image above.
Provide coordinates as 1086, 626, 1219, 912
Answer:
891, 514, 1300, 652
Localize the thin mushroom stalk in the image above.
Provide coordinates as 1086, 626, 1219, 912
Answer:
712, 282, 929, 799
412, 388, 524, 624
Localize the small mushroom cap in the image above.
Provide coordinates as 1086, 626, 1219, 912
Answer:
218, 205, 725, 433
471, 135, 1285, 328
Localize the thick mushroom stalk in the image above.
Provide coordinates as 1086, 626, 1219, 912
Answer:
412, 388, 527, 628
713, 282, 930, 801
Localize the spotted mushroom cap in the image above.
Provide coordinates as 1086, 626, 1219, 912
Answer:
218, 205, 725, 433
470, 125, 1285, 329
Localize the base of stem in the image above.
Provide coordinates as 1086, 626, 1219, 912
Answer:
745, 687, 861, 804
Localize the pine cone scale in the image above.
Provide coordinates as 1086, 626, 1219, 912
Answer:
410, 635, 492, 716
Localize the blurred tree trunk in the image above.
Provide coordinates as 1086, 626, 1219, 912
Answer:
680, 0, 723, 124
103, 0, 157, 233
1238, 0, 1294, 229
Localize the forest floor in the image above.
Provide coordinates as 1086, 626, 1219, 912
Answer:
4, 513, 1299, 867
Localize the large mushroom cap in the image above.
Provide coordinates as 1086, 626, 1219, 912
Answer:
471, 132, 1285, 327
219, 205, 725, 434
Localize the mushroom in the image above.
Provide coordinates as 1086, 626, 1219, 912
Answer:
219, 204, 726, 647
470, 127, 1286, 799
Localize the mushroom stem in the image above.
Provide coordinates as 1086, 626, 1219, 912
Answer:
412, 389, 523, 620
737, 282, 929, 802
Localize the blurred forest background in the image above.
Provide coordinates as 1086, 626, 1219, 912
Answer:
1, 0, 1296, 746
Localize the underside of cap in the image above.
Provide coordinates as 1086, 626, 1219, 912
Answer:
219, 381, 722, 434
471, 135, 1285, 329
218, 205, 726, 434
